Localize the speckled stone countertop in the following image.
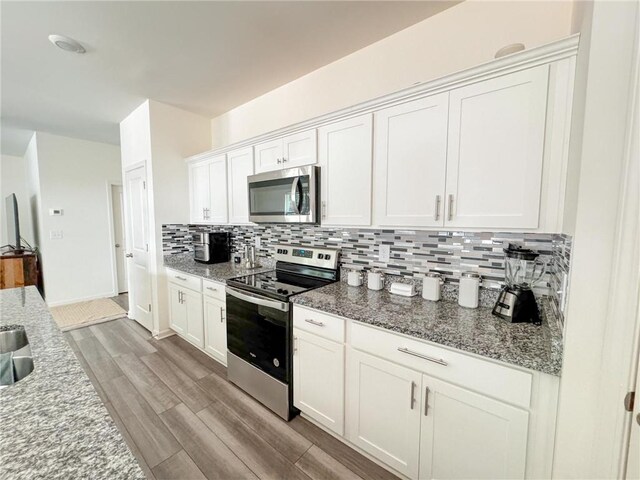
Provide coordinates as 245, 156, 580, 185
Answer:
164, 252, 275, 282
291, 282, 563, 376
0, 287, 144, 480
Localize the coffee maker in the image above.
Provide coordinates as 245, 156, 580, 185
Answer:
492, 244, 546, 324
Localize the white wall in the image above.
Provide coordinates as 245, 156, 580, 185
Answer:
23, 134, 42, 251
34, 132, 122, 306
210, 0, 574, 148
553, 1, 640, 478
0, 154, 33, 246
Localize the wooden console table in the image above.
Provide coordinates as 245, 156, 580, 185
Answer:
0, 251, 40, 290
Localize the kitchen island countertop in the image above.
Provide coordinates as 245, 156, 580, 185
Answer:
0, 287, 144, 480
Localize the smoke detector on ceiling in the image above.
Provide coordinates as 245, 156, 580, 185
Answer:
48, 34, 86, 54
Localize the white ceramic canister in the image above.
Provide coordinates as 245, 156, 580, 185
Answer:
347, 270, 364, 287
458, 271, 482, 308
367, 270, 385, 291
422, 272, 444, 301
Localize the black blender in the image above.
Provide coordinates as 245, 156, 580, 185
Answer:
492, 244, 546, 324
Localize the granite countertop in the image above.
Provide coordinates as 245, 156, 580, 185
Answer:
291, 282, 563, 376
0, 287, 144, 479
164, 252, 275, 282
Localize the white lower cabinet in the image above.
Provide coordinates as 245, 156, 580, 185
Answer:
346, 348, 422, 479
203, 295, 227, 365
169, 283, 204, 349
293, 328, 344, 435
420, 375, 529, 480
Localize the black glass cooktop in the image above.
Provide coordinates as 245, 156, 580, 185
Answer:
227, 269, 332, 301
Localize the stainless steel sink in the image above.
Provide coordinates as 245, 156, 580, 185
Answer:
0, 326, 34, 388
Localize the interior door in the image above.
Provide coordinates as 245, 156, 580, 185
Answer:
111, 185, 128, 293
374, 93, 449, 227
444, 65, 549, 228
123, 164, 153, 331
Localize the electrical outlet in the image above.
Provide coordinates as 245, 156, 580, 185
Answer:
255, 236, 261, 248
379, 245, 390, 262
49, 230, 63, 240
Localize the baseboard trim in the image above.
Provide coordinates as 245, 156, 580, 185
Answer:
154, 328, 176, 340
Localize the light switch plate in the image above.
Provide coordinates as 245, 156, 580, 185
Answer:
50, 230, 63, 240
379, 245, 390, 262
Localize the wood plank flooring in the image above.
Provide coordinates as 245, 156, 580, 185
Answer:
64, 316, 399, 480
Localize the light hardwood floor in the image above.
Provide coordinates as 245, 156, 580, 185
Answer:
64, 316, 399, 480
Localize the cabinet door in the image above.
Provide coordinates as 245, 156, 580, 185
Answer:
208, 154, 228, 223
183, 288, 204, 348
204, 296, 227, 365
189, 160, 211, 223
254, 139, 283, 174
293, 329, 344, 435
318, 115, 373, 226
420, 375, 529, 480
445, 65, 549, 228
168, 283, 187, 335
227, 147, 254, 224
374, 94, 449, 227
282, 129, 317, 169
346, 348, 421, 479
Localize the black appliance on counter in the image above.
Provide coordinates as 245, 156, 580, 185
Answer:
193, 232, 231, 264
225, 244, 340, 420
492, 244, 546, 324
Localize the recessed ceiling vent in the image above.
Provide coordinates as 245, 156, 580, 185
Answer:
48, 34, 86, 54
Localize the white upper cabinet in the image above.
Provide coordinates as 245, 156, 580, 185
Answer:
254, 129, 317, 174
227, 147, 254, 224
444, 65, 550, 229
420, 374, 529, 480
374, 93, 449, 227
188, 154, 227, 224
318, 114, 373, 226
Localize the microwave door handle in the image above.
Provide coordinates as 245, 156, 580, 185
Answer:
290, 176, 300, 214
296, 176, 304, 213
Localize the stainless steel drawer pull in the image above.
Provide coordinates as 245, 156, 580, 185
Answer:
175, 276, 187, 281
397, 347, 448, 366
447, 194, 454, 221
305, 319, 325, 327
424, 387, 430, 416
434, 195, 441, 221
410, 381, 415, 410
206, 287, 218, 291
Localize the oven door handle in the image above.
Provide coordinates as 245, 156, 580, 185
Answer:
226, 287, 290, 312
290, 176, 300, 214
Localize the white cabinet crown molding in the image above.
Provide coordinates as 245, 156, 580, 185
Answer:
186, 34, 579, 164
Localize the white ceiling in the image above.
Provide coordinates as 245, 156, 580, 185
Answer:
0, 1, 460, 156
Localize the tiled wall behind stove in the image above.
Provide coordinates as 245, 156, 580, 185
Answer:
163, 224, 572, 321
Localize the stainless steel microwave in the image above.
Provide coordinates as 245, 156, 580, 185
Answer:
247, 166, 319, 224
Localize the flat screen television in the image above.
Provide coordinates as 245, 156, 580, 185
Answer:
5, 194, 21, 251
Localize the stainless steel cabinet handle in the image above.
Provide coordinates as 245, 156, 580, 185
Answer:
447, 194, 454, 221
434, 195, 441, 221
282, 157, 287, 163
424, 387, 430, 416
125, 253, 133, 258
277, 158, 281, 164
410, 381, 416, 410
178, 291, 183, 304
221, 308, 225, 323
304, 319, 325, 327
397, 347, 448, 366
293, 336, 298, 353
322, 201, 327, 219
175, 276, 187, 281
206, 287, 218, 292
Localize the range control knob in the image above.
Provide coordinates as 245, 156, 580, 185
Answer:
318, 254, 324, 259
283, 249, 288, 254
325, 254, 331, 260
277, 249, 283, 254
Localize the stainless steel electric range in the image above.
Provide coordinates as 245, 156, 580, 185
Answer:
225, 245, 340, 420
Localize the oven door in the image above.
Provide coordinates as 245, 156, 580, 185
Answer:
225, 287, 290, 383
247, 166, 318, 223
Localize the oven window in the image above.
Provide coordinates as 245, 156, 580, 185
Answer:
226, 293, 290, 383
249, 176, 310, 216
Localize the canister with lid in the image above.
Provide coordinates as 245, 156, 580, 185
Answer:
422, 272, 444, 301
458, 271, 482, 308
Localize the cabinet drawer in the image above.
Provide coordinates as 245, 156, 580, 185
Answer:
350, 322, 532, 408
166, 268, 202, 293
202, 279, 225, 301
293, 306, 345, 343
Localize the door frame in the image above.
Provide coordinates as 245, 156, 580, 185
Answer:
106, 181, 125, 297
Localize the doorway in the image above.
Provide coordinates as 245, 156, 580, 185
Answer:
111, 184, 128, 294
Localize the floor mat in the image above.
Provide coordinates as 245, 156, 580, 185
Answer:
50, 297, 127, 331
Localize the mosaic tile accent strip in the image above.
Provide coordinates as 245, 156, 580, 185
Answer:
162, 224, 572, 324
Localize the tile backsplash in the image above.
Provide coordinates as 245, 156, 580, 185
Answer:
163, 224, 572, 324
